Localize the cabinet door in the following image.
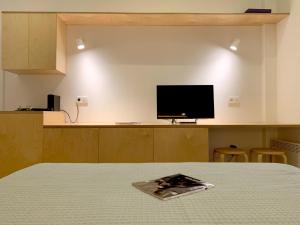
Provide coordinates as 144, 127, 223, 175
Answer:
154, 128, 209, 162
99, 128, 154, 162
0, 113, 43, 177
2, 13, 29, 70
43, 128, 99, 163
56, 16, 67, 74
29, 13, 57, 69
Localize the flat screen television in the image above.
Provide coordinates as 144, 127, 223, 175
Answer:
157, 85, 215, 119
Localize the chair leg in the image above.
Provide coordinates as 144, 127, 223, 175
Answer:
281, 154, 288, 164
271, 155, 276, 163
257, 154, 263, 163
243, 153, 249, 162
250, 151, 254, 162
213, 152, 217, 162
219, 154, 225, 162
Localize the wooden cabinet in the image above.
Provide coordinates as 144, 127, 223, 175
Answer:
42, 127, 208, 163
2, 13, 29, 70
0, 113, 43, 177
99, 128, 153, 162
0, 120, 209, 177
2, 13, 66, 75
154, 128, 209, 162
43, 128, 98, 163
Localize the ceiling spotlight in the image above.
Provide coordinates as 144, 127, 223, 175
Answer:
76, 38, 85, 50
230, 38, 240, 51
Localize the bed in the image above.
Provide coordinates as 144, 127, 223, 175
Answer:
1, 163, 300, 225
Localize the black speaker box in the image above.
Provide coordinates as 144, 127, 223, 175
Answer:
47, 94, 60, 111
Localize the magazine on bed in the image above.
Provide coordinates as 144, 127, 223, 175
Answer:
132, 174, 214, 200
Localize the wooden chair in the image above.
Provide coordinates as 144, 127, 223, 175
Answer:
214, 148, 249, 162
250, 148, 287, 164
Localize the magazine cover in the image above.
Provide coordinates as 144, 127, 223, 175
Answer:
132, 174, 214, 200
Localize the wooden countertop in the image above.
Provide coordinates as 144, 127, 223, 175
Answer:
0, 111, 43, 114
1, 111, 299, 128
43, 122, 300, 128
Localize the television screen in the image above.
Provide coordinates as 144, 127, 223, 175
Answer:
157, 85, 214, 119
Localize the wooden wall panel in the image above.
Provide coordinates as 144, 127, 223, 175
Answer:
29, 13, 57, 69
99, 128, 153, 162
2, 12, 66, 74
0, 113, 43, 177
59, 13, 288, 26
154, 128, 209, 162
56, 15, 67, 74
43, 128, 99, 163
2, 13, 29, 70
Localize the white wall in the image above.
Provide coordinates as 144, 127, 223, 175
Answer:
262, 25, 277, 122
0, 0, 290, 13
0, 15, 3, 110
0, 0, 270, 13
0, 70, 4, 110
276, 0, 300, 149
277, 0, 300, 123
4, 26, 263, 123
275, 0, 291, 12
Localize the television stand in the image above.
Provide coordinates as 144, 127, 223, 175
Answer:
170, 119, 197, 125
171, 119, 177, 125
179, 121, 197, 124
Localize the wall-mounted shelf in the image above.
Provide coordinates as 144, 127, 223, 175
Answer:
58, 13, 289, 26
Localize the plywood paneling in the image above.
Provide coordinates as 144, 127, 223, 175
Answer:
29, 13, 57, 69
2, 13, 29, 70
2, 12, 66, 74
43, 128, 98, 163
59, 13, 288, 26
99, 128, 153, 162
154, 128, 209, 162
0, 113, 43, 177
43, 111, 65, 125
56, 15, 67, 74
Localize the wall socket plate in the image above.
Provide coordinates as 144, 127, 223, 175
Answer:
228, 96, 240, 107
76, 96, 88, 106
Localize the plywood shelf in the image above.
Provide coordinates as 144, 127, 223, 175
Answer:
58, 13, 288, 26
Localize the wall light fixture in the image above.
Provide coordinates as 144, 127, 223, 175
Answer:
229, 38, 240, 52
76, 38, 85, 50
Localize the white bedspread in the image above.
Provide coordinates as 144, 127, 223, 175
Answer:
1, 163, 300, 225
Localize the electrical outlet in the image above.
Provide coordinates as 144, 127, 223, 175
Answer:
76, 96, 88, 106
228, 96, 240, 107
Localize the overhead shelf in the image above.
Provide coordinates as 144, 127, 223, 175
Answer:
58, 13, 289, 26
